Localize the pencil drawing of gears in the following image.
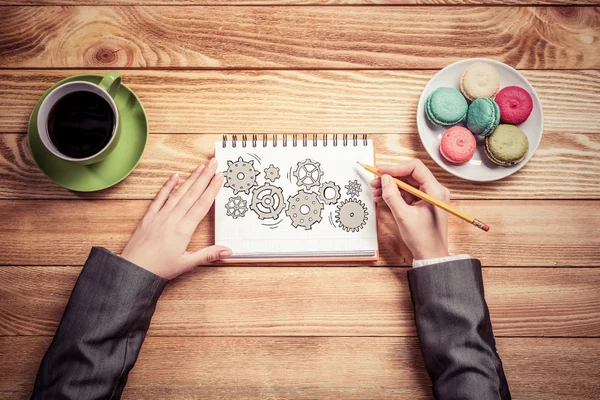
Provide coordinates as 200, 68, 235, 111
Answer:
285, 189, 324, 230
318, 181, 341, 205
264, 164, 280, 182
336, 199, 368, 233
223, 156, 260, 195
225, 196, 248, 219
344, 179, 362, 198
250, 183, 285, 220
293, 159, 324, 190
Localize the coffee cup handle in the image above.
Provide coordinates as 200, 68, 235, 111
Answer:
98, 71, 121, 98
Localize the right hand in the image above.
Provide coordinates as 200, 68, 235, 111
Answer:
370, 159, 450, 261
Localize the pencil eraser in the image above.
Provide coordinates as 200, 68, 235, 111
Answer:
482, 224, 490, 232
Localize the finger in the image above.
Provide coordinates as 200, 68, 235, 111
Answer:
185, 245, 233, 266
372, 174, 421, 191
370, 177, 381, 189
377, 160, 437, 187
374, 167, 435, 207
146, 173, 179, 218
186, 173, 225, 226
401, 191, 419, 205
370, 166, 442, 205
162, 164, 205, 212
175, 158, 219, 217
398, 175, 421, 189
381, 174, 409, 219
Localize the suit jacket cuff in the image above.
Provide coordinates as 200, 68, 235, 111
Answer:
84, 246, 168, 302
407, 257, 488, 323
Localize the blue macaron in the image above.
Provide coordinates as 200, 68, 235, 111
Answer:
425, 87, 468, 127
466, 98, 501, 137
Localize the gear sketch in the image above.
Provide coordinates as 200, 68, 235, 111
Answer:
264, 164, 280, 182
344, 179, 362, 198
223, 156, 260, 195
318, 181, 341, 205
292, 159, 324, 190
285, 189, 324, 230
225, 196, 248, 219
250, 183, 285, 220
336, 199, 368, 233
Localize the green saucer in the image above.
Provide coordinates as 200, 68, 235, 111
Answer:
28, 74, 148, 192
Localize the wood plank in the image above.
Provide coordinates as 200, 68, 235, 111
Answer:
1, 133, 599, 200
1, 7, 599, 69
1, 336, 598, 399
1, 266, 598, 337
2, 70, 599, 135
0, 200, 598, 266
2, 0, 598, 5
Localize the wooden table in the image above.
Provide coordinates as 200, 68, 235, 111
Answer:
0, 1, 599, 399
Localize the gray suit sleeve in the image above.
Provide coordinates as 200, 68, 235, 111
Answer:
31, 247, 167, 400
407, 258, 511, 400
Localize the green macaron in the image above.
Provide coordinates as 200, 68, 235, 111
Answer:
466, 98, 500, 137
425, 87, 468, 127
484, 124, 529, 167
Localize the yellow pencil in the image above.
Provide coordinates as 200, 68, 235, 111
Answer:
358, 162, 489, 232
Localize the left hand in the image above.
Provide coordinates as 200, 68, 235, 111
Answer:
121, 158, 231, 279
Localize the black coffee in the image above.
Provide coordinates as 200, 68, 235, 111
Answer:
48, 91, 114, 159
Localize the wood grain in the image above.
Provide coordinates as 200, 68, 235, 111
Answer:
1, 7, 599, 69
0, 199, 598, 266
1, 336, 598, 399
1, 133, 599, 200
1, 1, 598, 397
2, 0, 599, 5
2, 70, 599, 135
1, 266, 598, 337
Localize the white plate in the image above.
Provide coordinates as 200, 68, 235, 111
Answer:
416, 58, 544, 182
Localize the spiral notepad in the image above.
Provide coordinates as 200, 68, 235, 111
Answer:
215, 134, 378, 262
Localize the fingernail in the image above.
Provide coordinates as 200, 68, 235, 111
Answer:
382, 175, 391, 187
196, 164, 205, 173
171, 173, 178, 180
209, 158, 217, 168
219, 250, 232, 259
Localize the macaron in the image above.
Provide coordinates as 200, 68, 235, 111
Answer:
495, 86, 533, 124
425, 87, 468, 127
459, 63, 500, 102
466, 98, 500, 137
484, 124, 529, 167
440, 126, 476, 165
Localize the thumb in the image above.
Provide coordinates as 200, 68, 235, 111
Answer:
381, 174, 408, 219
185, 245, 233, 266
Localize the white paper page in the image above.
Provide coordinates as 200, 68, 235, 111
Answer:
215, 139, 377, 259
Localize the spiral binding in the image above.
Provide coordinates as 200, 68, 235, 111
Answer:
222, 134, 368, 148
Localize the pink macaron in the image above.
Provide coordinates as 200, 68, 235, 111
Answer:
495, 86, 533, 125
440, 126, 476, 165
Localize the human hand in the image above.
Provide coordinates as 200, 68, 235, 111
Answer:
370, 159, 449, 260
121, 159, 231, 279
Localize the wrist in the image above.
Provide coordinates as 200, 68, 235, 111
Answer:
411, 247, 449, 260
